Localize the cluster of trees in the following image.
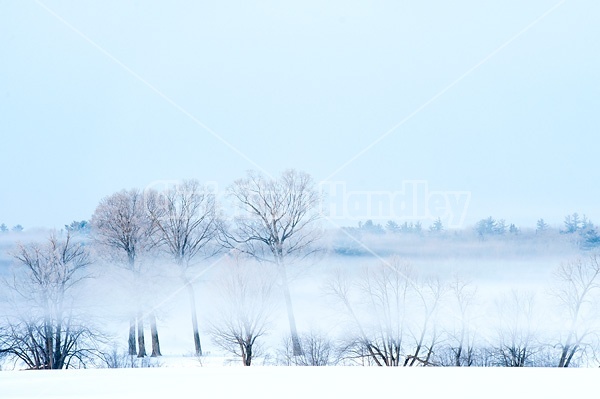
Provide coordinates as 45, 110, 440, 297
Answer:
559, 213, 600, 249
347, 214, 600, 250
474, 217, 520, 237
0, 223, 23, 233
562, 213, 594, 234
0, 169, 321, 369
322, 256, 600, 367
353, 216, 516, 238
191, 254, 600, 368
0, 233, 98, 369
473, 214, 600, 247
353, 218, 439, 235
2, 168, 600, 369
269, 255, 600, 368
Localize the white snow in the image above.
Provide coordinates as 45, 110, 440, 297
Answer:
0, 367, 595, 399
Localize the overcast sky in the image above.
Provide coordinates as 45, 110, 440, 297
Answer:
1, 0, 599, 230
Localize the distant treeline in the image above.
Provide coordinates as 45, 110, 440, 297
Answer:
342, 213, 600, 249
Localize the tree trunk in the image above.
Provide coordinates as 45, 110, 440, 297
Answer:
137, 311, 146, 358
128, 317, 137, 356
54, 323, 62, 369
150, 312, 161, 357
558, 331, 575, 367
129, 258, 139, 357
185, 279, 202, 356
45, 318, 53, 369
278, 260, 302, 356
245, 342, 252, 366
455, 326, 465, 366
564, 346, 577, 367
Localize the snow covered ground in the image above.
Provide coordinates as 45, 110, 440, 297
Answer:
0, 367, 596, 399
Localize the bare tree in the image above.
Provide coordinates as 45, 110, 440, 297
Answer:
552, 256, 600, 367
327, 258, 442, 366
90, 189, 160, 357
225, 169, 321, 356
356, 260, 410, 366
208, 257, 276, 366
403, 276, 445, 366
277, 330, 338, 366
145, 179, 220, 356
438, 276, 478, 366
0, 232, 99, 369
490, 290, 539, 367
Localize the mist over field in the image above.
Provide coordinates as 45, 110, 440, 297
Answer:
2, 207, 599, 371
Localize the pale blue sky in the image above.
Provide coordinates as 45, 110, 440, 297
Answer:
1, 0, 599, 229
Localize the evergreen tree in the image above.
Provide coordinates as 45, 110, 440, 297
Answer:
563, 213, 581, 234
11, 224, 23, 232
429, 217, 444, 233
385, 220, 400, 234
536, 218, 549, 233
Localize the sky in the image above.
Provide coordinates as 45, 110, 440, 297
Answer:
1, 0, 599, 230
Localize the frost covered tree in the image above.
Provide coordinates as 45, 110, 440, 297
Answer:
327, 258, 443, 366
0, 232, 97, 369
90, 189, 160, 357
491, 291, 539, 367
552, 256, 600, 367
437, 277, 478, 366
278, 330, 338, 366
208, 257, 276, 366
145, 179, 220, 356
225, 169, 321, 356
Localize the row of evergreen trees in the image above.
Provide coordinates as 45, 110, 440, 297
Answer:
350, 213, 600, 249
0, 223, 23, 233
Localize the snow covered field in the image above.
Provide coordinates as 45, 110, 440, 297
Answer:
0, 367, 596, 399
